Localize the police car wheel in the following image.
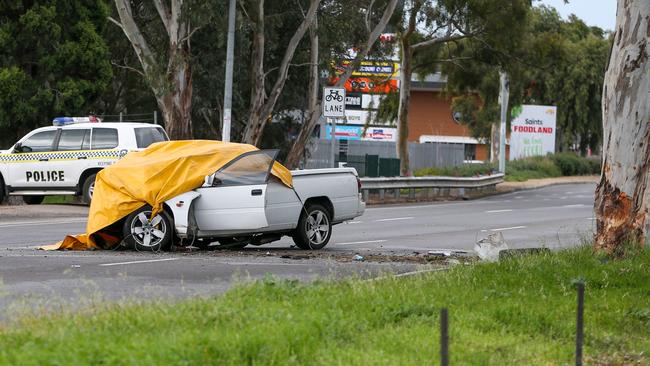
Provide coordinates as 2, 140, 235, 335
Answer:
23, 195, 44, 205
82, 174, 96, 205
0, 178, 5, 203
122, 206, 173, 251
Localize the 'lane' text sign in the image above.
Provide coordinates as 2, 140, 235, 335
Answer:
322, 87, 346, 118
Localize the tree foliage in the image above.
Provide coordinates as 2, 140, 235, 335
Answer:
446, 6, 611, 154
0, 1, 112, 146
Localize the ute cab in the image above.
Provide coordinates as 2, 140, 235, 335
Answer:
0, 116, 168, 205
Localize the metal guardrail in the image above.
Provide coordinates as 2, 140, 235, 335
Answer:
360, 173, 504, 202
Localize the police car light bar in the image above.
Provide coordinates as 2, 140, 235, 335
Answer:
52, 116, 102, 126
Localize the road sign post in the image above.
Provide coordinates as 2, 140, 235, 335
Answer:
323, 87, 346, 168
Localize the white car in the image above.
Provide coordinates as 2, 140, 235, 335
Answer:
0, 117, 168, 204
120, 150, 365, 250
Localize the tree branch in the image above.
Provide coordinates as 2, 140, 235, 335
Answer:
365, 0, 376, 34
111, 60, 145, 77
335, 0, 399, 87
153, 0, 171, 35
113, 0, 158, 79
411, 32, 472, 53
260, 0, 321, 117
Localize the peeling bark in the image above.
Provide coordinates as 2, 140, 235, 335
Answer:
595, 0, 650, 255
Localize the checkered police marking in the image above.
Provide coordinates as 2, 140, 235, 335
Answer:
0, 149, 124, 163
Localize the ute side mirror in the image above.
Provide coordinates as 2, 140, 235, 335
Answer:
13, 143, 23, 153
203, 174, 214, 187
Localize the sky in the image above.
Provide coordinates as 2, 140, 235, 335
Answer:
538, 0, 617, 31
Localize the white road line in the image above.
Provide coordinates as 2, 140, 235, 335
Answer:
485, 209, 513, 213
563, 204, 586, 208
99, 258, 178, 267
336, 240, 387, 245
0, 218, 86, 228
346, 221, 363, 224
375, 217, 414, 222
481, 225, 527, 232
585, 217, 595, 220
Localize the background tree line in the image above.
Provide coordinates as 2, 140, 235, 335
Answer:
0, 1, 610, 171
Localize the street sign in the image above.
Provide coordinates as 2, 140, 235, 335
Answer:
322, 87, 346, 117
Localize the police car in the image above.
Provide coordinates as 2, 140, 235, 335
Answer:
0, 117, 169, 205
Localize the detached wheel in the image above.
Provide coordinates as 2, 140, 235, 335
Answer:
122, 205, 173, 251
23, 195, 44, 205
292, 204, 332, 250
82, 173, 96, 205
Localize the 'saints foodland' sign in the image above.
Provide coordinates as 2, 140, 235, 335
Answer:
510, 105, 557, 160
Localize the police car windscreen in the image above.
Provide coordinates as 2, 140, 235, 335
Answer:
135, 127, 168, 148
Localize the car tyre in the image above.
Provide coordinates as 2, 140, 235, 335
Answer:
122, 205, 173, 251
23, 195, 44, 205
82, 174, 96, 205
0, 176, 5, 204
292, 204, 332, 250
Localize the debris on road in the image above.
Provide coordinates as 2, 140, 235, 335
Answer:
475, 232, 508, 262
353, 254, 365, 262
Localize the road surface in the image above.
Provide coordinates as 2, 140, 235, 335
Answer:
0, 183, 596, 315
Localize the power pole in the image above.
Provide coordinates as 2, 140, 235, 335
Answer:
222, 0, 236, 142
498, 71, 509, 173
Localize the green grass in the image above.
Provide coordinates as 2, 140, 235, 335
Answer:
42, 195, 76, 204
1, 247, 649, 365
414, 153, 601, 182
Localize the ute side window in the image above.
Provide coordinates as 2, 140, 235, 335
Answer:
57, 129, 90, 151
91, 128, 118, 149
210, 150, 278, 186
20, 130, 58, 153
134, 127, 168, 148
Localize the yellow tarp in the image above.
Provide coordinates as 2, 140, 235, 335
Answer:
43, 140, 292, 250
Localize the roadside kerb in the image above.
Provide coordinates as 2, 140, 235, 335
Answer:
496, 176, 599, 195
360, 174, 504, 204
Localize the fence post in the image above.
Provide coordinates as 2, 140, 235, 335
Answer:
440, 308, 449, 366
575, 282, 585, 366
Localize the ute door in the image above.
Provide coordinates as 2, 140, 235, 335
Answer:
193, 150, 278, 231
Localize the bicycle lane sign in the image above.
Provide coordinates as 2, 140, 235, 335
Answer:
322, 87, 346, 118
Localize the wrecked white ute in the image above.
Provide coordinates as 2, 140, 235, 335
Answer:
121, 150, 365, 251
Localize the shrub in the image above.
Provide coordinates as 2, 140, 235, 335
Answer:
415, 153, 601, 181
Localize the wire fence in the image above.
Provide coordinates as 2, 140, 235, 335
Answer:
437, 282, 586, 365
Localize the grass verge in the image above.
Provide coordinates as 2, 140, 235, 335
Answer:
1, 246, 649, 364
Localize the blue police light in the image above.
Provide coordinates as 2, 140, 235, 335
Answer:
53, 116, 101, 126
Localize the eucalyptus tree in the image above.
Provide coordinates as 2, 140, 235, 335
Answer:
445, 6, 610, 159
595, 0, 649, 255
110, 0, 216, 139
395, 0, 530, 175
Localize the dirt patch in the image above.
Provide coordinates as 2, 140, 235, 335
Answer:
172, 245, 476, 265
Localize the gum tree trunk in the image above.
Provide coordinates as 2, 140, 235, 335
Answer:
594, 0, 650, 254
241, 0, 320, 146
113, 0, 193, 140
397, 43, 413, 176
